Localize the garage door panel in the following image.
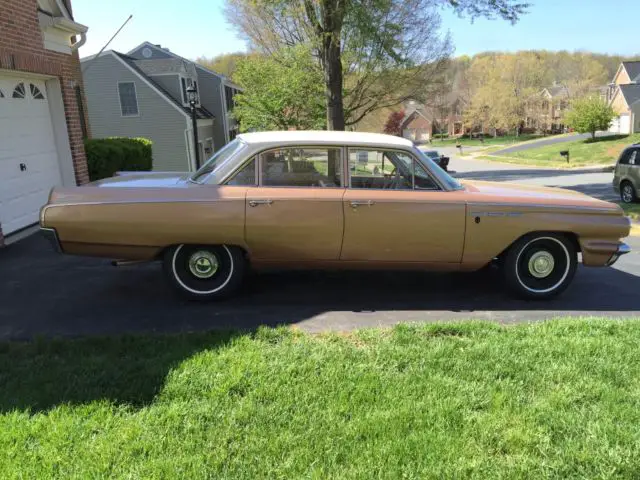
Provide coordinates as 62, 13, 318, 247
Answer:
0, 75, 62, 235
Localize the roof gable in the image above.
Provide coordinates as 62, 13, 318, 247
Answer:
109, 51, 214, 120
622, 61, 640, 83
619, 83, 640, 107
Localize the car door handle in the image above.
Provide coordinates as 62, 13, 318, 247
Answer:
350, 200, 374, 208
248, 199, 273, 207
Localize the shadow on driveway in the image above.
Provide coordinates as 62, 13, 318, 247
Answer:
1, 235, 639, 341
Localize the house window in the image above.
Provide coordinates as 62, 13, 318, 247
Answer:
225, 85, 236, 112
12, 82, 26, 99
29, 83, 45, 100
118, 82, 139, 116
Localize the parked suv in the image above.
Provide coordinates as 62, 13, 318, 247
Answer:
613, 144, 640, 203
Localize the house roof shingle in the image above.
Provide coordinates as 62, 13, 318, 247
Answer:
622, 61, 640, 83
113, 51, 215, 120
619, 83, 640, 107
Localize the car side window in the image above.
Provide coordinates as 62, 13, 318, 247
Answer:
261, 147, 342, 187
628, 150, 638, 166
225, 157, 256, 186
348, 149, 439, 190
619, 150, 635, 165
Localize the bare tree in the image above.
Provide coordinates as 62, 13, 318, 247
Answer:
225, 0, 529, 130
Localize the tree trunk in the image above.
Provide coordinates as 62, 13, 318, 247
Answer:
320, 0, 345, 131
591, 130, 596, 141
323, 40, 345, 131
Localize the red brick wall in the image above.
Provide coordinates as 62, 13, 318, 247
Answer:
0, 0, 90, 244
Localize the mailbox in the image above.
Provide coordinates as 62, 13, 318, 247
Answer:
560, 150, 570, 163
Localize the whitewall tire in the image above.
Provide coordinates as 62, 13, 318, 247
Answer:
163, 244, 245, 300
503, 233, 577, 300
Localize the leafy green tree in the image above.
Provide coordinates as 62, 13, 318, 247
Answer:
195, 52, 250, 79
232, 46, 326, 131
564, 96, 615, 140
225, 0, 528, 130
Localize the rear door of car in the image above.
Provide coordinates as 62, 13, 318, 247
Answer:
240, 146, 346, 261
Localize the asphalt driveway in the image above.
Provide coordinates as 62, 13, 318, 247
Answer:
1, 232, 639, 340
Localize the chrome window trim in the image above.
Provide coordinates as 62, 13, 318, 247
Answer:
225, 144, 347, 189
223, 155, 258, 187
345, 147, 444, 192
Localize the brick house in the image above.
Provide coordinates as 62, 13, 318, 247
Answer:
0, 0, 90, 245
400, 103, 432, 142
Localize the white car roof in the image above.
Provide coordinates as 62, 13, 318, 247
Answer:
237, 130, 414, 149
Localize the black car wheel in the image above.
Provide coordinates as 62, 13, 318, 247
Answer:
164, 244, 245, 300
503, 233, 577, 300
620, 181, 637, 204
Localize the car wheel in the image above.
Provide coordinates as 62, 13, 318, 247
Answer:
164, 244, 245, 300
503, 233, 577, 300
620, 181, 637, 204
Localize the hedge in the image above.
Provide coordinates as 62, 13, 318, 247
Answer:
84, 137, 153, 181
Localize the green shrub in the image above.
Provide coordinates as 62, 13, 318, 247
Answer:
84, 137, 153, 181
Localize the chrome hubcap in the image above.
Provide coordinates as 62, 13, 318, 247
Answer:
528, 251, 555, 278
622, 186, 633, 202
188, 251, 219, 279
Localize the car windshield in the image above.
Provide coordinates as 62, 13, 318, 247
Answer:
190, 139, 247, 183
413, 147, 463, 190
424, 150, 439, 158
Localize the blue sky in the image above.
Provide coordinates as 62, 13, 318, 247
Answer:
74, 0, 640, 60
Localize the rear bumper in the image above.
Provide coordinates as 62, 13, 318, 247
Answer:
606, 242, 631, 266
40, 227, 62, 253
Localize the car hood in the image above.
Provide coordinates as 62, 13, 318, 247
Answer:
462, 180, 621, 212
90, 172, 188, 188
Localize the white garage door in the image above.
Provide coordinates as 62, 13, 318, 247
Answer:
610, 114, 631, 134
0, 76, 62, 235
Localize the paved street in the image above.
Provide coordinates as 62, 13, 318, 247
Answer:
443, 148, 618, 202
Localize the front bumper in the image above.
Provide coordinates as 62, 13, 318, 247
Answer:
606, 242, 631, 266
40, 227, 62, 253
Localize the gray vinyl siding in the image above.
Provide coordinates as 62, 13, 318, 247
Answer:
196, 66, 227, 151
150, 74, 183, 104
83, 54, 190, 172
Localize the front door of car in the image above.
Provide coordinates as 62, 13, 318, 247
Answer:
240, 147, 346, 261
341, 149, 466, 263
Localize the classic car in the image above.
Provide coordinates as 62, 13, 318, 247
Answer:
40, 131, 631, 301
421, 150, 450, 171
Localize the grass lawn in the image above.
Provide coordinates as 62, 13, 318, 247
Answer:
620, 202, 640, 221
429, 133, 550, 147
487, 133, 640, 168
2, 319, 640, 478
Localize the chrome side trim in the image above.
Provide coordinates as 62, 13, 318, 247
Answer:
467, 202, 620, 213
606, 242, 631, 267
40, 227, 62, 253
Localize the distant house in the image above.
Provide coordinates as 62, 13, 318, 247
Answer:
525, 85, 570, 133
400, 94, 467, 141
607, 61, 640, 134
81, 42, 241, 172
400, 103, 432, 142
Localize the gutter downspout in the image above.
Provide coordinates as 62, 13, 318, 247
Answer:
71, 32, 86, 51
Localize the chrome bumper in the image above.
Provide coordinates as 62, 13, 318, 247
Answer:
40, 227, 62, 253
606, 243, 631, 266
